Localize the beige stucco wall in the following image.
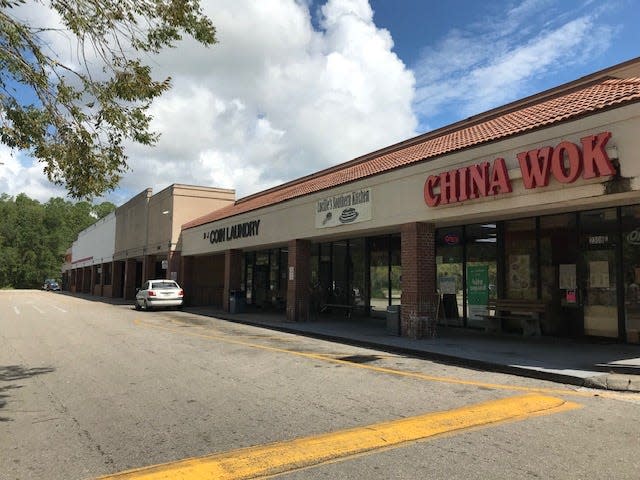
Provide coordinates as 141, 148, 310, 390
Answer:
146, 184, 235, 254
170, 185, 235, 246
114, 188, 152, 260
112, 185, 235, 261
147, 186, 173, 254
181, 102, 640, 256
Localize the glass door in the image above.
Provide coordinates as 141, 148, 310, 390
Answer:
580, 209, 619, 338
465, 223, 497, 328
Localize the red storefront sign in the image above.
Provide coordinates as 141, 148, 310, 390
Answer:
424, 132, 614, 207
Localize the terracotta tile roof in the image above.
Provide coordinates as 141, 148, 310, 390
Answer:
183, 77, 640, 230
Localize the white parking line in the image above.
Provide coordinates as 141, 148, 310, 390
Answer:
53, 306, 67, 313
14, 306, 20, 315
32, 305, 45, 314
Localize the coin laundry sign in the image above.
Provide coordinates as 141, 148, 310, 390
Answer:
204, 219, 261, 244
316, 188, 372, 228
424, 132, 615, 207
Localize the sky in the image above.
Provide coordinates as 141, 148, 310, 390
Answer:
1, 0, 639, 206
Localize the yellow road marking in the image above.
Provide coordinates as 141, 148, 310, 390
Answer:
98, 394, 579, 479
134, 318, 609, 399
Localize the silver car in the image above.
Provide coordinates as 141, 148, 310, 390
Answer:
135, 279, 184, 311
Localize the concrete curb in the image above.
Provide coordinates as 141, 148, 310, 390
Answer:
583, 374, 640, 392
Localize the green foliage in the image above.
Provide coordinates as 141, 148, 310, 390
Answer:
0, 0, 216, 198
0, 192, 113, 288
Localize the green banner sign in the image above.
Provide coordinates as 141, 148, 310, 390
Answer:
467, 265, 489, 305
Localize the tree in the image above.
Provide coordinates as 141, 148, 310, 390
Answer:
92, 201, 116, 219
0, 0, 216, 199
0, 193, 113, 288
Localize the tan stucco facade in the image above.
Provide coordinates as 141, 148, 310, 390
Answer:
181, 104, 640, 256
63, 58, 640, 342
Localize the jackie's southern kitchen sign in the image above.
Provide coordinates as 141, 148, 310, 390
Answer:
316, 188, 372, 229
424, 132, 616, 207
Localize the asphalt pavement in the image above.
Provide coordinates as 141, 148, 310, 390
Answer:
72, 293, 640, 392
184, 306, 640, 393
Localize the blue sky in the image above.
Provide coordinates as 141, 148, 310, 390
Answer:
1, 0, 639, 204
366, 0, 640, 130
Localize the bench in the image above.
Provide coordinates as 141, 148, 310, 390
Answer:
320, 303, 355, 318
482, 299, 547, 336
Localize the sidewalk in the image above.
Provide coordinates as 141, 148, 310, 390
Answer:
184, 306, 640, 393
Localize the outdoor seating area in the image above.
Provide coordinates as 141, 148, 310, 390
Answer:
482, 298, 547, 336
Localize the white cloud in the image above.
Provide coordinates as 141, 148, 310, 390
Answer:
412, 1, 614, 128
0, 147, 67, 202
3, 0, 416, 203
112, 0, 417, 200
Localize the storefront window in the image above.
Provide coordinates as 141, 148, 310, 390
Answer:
253, 251, 269, 307
390, 235, 402, 306
310, 244, 319, 287
350, 238, 367, 308
331, 241, 349, 304
369, 236, 390, 315
622, 205, 640, 342
269, 249, 280, 306
318, 243, 332, 306
244, 252, 254, 304
279, 249, 288, 308
466, 223, 497, 328
436, 227, 463, 326
504, 218, 537, 300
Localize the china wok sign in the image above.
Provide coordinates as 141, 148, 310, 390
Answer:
316, 188, 372, 228
424, 132, 616, 207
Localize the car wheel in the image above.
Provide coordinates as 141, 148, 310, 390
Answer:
135, 302, 141, 311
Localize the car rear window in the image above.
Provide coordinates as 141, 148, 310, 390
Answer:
152, 281, 179, 289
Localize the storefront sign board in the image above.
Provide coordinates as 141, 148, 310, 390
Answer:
424, 132, 614, 207
316, 188, 372, 228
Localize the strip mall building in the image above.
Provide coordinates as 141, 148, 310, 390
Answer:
64, 58, 640, 343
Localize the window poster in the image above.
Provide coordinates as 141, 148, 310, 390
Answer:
467, 265, 489, 321
589, 261, 610, 288
559, 264, 577, 289
439, 275, 456, 295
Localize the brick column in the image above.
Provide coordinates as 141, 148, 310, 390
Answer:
143, 254, 155, 282
400, 222, 436, 336
112, 261, 123, 298
287, 239, 311, 322
89, 267, 93, 292
99, 263, 105, 296
223, 249, 243, 312
83, 267, 90, 293
168, 250, 181, 282
181, 256, 194, 306
124, 259, 137, 300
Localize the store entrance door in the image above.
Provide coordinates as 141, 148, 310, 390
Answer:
581, 246, 618, 337
579, 209, 619, 338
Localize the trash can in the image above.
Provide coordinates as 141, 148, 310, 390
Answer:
229, 290, 245, 314
386, 305, 400, 335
